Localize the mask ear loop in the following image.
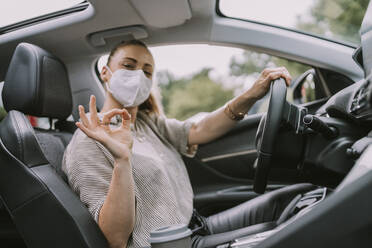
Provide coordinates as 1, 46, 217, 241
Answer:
105, 65, 113, 75
104, 65, 114, 94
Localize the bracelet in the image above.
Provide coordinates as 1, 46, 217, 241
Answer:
224, 103, 245, 121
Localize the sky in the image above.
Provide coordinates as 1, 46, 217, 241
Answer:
220, 0, 314, 29
0, 0, 83, 27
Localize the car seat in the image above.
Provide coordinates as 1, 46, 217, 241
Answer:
0, 43, 109, 248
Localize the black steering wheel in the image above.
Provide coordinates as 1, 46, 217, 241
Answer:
254, 78, 288, 194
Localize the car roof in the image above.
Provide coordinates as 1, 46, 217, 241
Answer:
0, 0, 364, 84
0, 0, 214, 81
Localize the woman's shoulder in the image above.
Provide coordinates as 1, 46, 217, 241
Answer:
64, 129, 103, 164
137, 110, 168, 128
69, 128, 96, 149
62, 128, 114, 175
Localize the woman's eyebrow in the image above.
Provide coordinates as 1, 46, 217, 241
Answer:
122, 57, 137, 63
122, 57, 153, 68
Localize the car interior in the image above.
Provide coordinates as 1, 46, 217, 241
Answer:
0, 0, 372, 247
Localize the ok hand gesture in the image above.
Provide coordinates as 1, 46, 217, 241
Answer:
76, 95, 133, 162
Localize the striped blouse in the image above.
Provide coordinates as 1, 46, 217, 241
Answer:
62, 110, 197, 247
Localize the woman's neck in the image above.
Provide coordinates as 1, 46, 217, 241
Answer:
100, 93, 138, 123
100, 93, 122, 113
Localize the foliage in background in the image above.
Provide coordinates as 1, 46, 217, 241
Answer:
159, 51, 311, 120
296, 0, 368, 44
158, 69, 233, 120
229, 51, 310, 79
0, 107, 6, 121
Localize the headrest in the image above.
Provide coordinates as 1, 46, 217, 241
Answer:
3, 43, 72, 119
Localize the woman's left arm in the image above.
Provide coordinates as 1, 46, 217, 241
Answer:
188, 67, 292, 146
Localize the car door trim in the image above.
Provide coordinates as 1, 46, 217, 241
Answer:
315, 67, 331, 97
201, 149, 257, 162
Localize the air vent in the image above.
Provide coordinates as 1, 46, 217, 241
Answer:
350, 82, 369, 114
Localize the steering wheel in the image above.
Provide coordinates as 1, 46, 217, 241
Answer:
254, 78, 288, 194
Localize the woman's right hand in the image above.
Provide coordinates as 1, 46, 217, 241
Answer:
76, 95, 133, 162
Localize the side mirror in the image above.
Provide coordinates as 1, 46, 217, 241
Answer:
352, 46, 363, 70
292, 69, 317, 104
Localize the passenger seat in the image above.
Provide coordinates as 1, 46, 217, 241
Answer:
0, 43, 109, 248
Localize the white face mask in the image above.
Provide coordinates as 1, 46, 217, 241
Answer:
105, 66, 153, 107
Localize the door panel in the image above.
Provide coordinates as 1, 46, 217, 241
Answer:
196, 113, 261, 180
184, 114, 262, 216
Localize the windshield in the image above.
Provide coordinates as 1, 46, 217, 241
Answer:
0, 0, 84, 29
219, 0, 369, 45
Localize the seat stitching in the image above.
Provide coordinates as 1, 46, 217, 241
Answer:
24, 44, 41, 111
12, 112, 23, 162
12, 191, 47, 213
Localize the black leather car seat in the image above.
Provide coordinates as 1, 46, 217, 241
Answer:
0, 43, 109, 248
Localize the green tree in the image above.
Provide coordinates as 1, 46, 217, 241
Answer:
157, 70, 188, 115
0, 107, 6, 121
296, 0, 369, 44
158, 68, 234, 120
229, 51, 310, 79
229, 0, 368, 82
272, 57, 311, 79
230, 52, 272, 76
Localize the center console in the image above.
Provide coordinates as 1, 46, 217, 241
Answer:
225, 187, 328, 248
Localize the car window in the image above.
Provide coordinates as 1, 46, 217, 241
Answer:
219, 0, 368, 45
0, 0, 85, 29
0, 81, 55, 128
96, 44, 313, 121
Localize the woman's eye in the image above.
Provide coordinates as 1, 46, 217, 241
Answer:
123, 64, 135, 69
144, 71, 152, 76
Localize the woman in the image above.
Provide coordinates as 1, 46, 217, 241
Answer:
62, 40, 291, 248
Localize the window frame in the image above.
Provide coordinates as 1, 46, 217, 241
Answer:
0, 1, 89, 35
215, 0, 358, 49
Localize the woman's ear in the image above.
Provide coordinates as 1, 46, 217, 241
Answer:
100, 66, 110, 83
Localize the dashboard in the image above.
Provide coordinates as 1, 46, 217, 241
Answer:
320, 76, 372, 123
288, 74, 372, 183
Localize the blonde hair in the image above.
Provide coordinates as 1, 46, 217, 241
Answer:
107, 40, 160, 115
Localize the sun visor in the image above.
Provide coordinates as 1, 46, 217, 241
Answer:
88, 26, 148, 47
129, 0, 192, 28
